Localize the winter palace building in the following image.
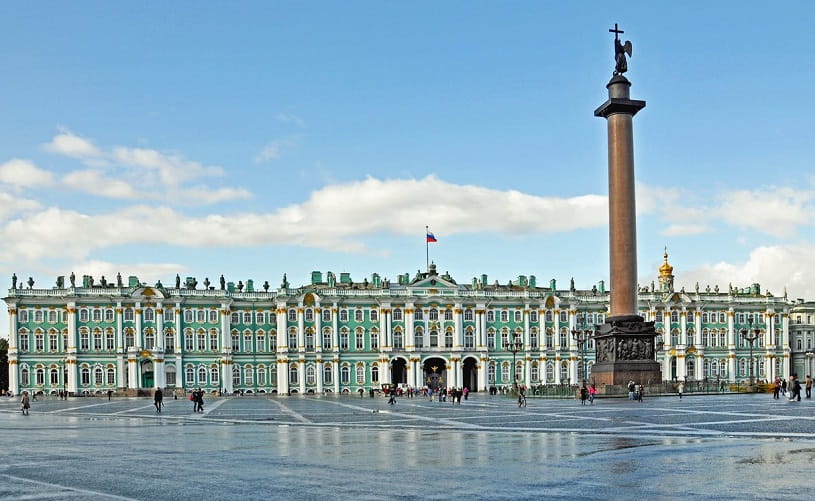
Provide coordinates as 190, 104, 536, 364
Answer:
3, 254, 796, 396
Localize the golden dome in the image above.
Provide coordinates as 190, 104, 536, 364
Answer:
659, 248, 673, 277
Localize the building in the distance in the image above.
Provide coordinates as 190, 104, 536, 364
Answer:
3, 253, 794, 396
789, 300, 815, 379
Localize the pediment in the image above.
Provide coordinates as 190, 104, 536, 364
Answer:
131, 286, 166, 300
662, 291, 692, 304
409, 275, 457, 289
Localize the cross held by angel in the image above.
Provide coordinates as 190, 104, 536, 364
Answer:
610, 23, 633, 75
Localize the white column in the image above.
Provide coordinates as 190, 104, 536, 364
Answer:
554, 356, 562, 384
155, 357, 166, 388
174, 304, 182, 354
405, 305, 415, 350
67, 304, 78, 394
479, 356, 488, 391
316, 360, 324, 393
332, 304, 339, 353
297, 307, 305, 352
298, 358, 306, 393
315, 305, 322, 351
333, 358, 340, 393
222, 360, 233, 393
680, 310, 688, 346
538, 308, 545, 350
454, 304, 463, 349
8, 306, 19, 393
276, 304, 289, 394
695, 312, 703, 346
127, 356, 138, 390
156, 303, 164, 351
523, 305, 531, 348
135, 303, 143, 350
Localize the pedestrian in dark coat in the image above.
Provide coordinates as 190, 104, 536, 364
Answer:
154, 387, 164, 413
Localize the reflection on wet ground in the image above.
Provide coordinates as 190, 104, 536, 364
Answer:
1, 393, 813, 499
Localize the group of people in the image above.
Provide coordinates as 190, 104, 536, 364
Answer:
579, 383, 598, 405
189, 388, 205, 412
627, 381, 645, 402
424, 386, 469, 404
772, 374, 810, 401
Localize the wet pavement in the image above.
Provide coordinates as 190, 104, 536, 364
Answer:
1, 393, 814, 500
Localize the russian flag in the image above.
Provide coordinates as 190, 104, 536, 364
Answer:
426, 231, 437, 243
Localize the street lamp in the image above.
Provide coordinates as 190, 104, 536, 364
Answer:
572, 320, 595, 384
740, 317, 761, 388
60, 358, 67, 399
508, 331, 523, 392
806, 352, 815, 381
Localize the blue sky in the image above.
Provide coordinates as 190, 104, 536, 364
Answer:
2, 2, 815, 336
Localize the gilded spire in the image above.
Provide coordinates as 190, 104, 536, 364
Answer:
659, 247, 674, 278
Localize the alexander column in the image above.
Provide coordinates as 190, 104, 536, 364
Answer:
592, 24, 661, 388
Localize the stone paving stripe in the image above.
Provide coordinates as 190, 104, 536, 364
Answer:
0, 473, 138, 500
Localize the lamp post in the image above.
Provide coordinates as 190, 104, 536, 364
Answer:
508, 331, 523, 392
806, 352, 815, 381
740, 317, 761, 389
572, 320, 595, 385
60, 358, 67, 399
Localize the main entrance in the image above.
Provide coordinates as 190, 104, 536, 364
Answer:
423, 357, 447, 390
141, 360, 154, 388
462, 357, 478, 392
390, 358, 407, 385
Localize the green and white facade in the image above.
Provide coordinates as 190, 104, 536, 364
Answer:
3, 255, 795, 396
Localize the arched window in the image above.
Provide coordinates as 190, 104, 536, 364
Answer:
340, 328, 349, 350
21, 366, 30, 386
486, 310, 494, 323
287, 309, 297, 322
545, 311, 553, 322
429, 330, 439, 348
197, 310, 207, 323
370, 328, 379, 350
546, 363, 554, 383
50, 367, 59, 385
306, 328, 315, 350
306, 365, 316, 385
289, 364, 298, 384
288, 328, 297, 350
371, 364, 379, 383
185, 366, 195, 385
392, 309, 402, 321
233, 366, 241, 387
341, 365, 350, 385
244, 366, 254, 385
393, 328, 403, 350
500, 328, 509, 349
414, 327, 423, 348
164, 328, 175, 352
560, 362, 569, 384
531, 362, 539, 382
106, 328, 115, 350
500, 311, 509, 323
199, 367, 208, 385
487, 328, 495, 349
144, 329, 155, 350
256, 331, 266, 352
559, 328, 568, 347
107, 367, 116, 386
444, 309, 452, 321
143, 308, 154, 322
356, 364, 365, 384
209, 329, 219, 351
464, 309, 473, 321
488, 363, 496, 384
414, 309, 424, 321
514, 311, 521, 323
79, 328, 89, 351
530, 328, 538, 349
464, 328, 474, 349
323, 328, 333, 350
305, 308, 314, 322
210, 310, 219, 324
323, 363, 333, 384
444, 329, 453, 348
243, 330, 253, 352
231, 312, 239, 324
210, 366, 219, 385
530, 310, 538, 323
164, 366, 175, 386
94, 367, 103, 385
354, 309, 363, 322
80, 366, 90, 386
257, 366, 266, 386
501, 362, 510, 383
79, 309, 89, 322
429, 309, 438, 321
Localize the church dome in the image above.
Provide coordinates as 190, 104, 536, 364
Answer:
659, 249, 673, 277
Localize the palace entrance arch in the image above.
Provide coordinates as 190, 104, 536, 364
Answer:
423, 357, 447, 390
462, 357, 478, 392
390, 358, 407, 385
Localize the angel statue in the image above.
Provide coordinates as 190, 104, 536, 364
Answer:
609, 24, 633, 75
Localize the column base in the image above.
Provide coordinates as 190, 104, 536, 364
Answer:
592, 315, 662, 388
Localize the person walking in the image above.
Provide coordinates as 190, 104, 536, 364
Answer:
580, 384, 588, 406
195, 389, 205, 412
20, 391, 30, 415
588, 384, 597, 404
154, 387, 164, 413
636, 383, 644, 402
773, 377, 781, 399
806, 375, 812, 399
677, 381, 684, 399
792, 374, 802, 402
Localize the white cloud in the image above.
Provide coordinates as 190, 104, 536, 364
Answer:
0, 175, 608, 262
0, 158, 54, 188
717, 187, 814, 238
69, 260, 186, 285
111, 146, 223, 186
254, 136, 300, 163
171, 185, 253, 204
662, 224, 713, 236
274, 113, 305, 126
62, 170, 142, 199
42, 130, 104, 162
676, 244, 815, 300
0, 191, 41, 221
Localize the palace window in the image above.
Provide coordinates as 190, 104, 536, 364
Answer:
185, 366, 195, 385
414, 328, 422, 347
288, 309, 297, 322
530, 328, 538, 349
210, 366, 219, 385
165, 329, 175, 352
429, 330, 439, 347
232, 331, 240, 351
306, 365, 316, 385
487, 310, 495, 323
184, 330, 194, 351
340, 309, 349, 322
500, 311, 509, 323
233, 366, 241, 387
50, 368, 59, 385
244, 331, 253, 352
324, 363, 333, 384
144, 309, 154, 322
94, 367, 103, 385
545, 329, 554, 347
500, 329, 509, 349
429, 309, 438, 321
104, 368, 114, 385
371, 365, 379, 383
306, 329, 315, 350
355, 309, 364, 322
392, 309, 402, 321
340, 329, 349, 350
530, 311, 538, 323
341, 365, 350, 385
464, 309, 473, 321
209, 330, 218, 351
257, 333, 266, 352
414, 309, 424, 321
559, 311, 567, 323
501, 362, 510, 384
355, 328, 364, 350
231, 312, 240, 324
371, 309, 379, 322
687, 311, 694, 322
514, 311, 521, 323
165, 309, 174, 322
531, 363, 539, 382
81, 367, 90, 386
270, 332, 277, 350
305, 309, 314, 322
487, 328, 495, 349
444, 309, 452, 321
444, 330, 453, 348
488, 363, 496, 384
244, 366, 254, 385
19, 310, 28, 323
464, 328, 474, 349
94, 329, 103, 350
393, 329, 403, 350
49, 332, 58, 351
288, 329, 297, 350
79, 309, 89, 322
546, 363, 554, 383
164, 367, 174, 386
48, 310, 57, 323
244, 312, 252, 324
559, 328, 568, 347
322, 309, 332, 322
210, 310, 219, 323
371, 329, 379, 350
670, 330, 680, 345
183, 310, 193, 323
356, 364, 365, 384
545, 311, 553, 322
323, 329, 332, 350
79, 329, 89, 351
655, 311, 663, 323
289, 364, 298, 384
257, 367, 266, 386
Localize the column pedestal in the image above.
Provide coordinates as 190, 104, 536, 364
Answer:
591, 315, 661, 389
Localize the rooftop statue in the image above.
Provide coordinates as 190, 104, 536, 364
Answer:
609, 23, 633, 75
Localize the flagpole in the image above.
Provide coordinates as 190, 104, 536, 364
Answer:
425, 225, 429, 272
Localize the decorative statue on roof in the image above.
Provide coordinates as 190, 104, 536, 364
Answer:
220, 274, 225, 290
175, 274, 180, 289
56, 276, 64, 288
263, 280, 270, 291
117, 272, 123, 288
281, 273, 289, 289
610, 23, 633, 75
100, 275, 107, 287
570, 277, 575, 291
237, 280, 244, 291
203, 277, 210, 289
156, 280, 163, 288
27, 276, 34, 289
695, 282, 700, 293
70, 272, 75, 287
11, 273, 17, 289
